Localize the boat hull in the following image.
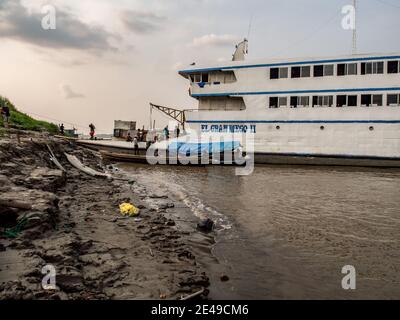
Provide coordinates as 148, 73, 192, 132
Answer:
185, 107, 400, 167
254, 153, 400, 167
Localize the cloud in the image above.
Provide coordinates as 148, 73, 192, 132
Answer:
60, 84, 85, 99
120, 10, 166, 34
0, 0, 116, 51
192, 34, 241, 47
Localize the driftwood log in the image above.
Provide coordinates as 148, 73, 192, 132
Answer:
0, 199, 32, 210
64, 153, 109, 178
180, 288, 205, 301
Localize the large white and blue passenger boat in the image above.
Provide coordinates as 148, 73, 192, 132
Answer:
178, 40, 400, 166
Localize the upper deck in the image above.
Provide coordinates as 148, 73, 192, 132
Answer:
179, 53, 400, 101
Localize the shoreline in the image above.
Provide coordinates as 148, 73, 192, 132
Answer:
0, 130, 211, 300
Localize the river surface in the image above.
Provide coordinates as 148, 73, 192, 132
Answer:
119, 164, 400, 299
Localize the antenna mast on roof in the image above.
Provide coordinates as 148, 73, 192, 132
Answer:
352, 0, 358, 55
247, 14, 253, 41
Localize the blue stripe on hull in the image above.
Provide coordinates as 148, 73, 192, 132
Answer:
192, 87, 400, 97
186, 120, 400, 124
179, 55, 400, 73
255, 152, 400, 161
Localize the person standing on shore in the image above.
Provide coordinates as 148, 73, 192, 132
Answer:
89, 123, 96, 140
133, 135, 139, 155
163, 126, 169, 140
1, 104, 10, 128
174, 125, 180, 138
59, 123, 65, 135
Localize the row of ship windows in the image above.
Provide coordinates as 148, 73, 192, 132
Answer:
268, 93, 400, 108
270, 60, 400, 79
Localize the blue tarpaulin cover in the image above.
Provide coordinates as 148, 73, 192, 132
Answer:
168, 141, 240, 156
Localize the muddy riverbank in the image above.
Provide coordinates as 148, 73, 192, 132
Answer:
0, 131, 210, 300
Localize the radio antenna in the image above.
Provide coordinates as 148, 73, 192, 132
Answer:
247, 14, 253, 40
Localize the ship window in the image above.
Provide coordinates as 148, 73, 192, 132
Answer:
313, 96, 333, 107
347, 63, 357, 75
366, 63, 372, 74
373, 95, 383, 106
324, 96, 333, 107
269, 97, 279, 108
337, 64, 346, 76
361, 95, 372, 106
270, 68, 279, 79
361, 62, 384, 75
189, 73, 208, 83
291, 66, 310, 78
291, 67, 301, 78
337, 95, 347, 107
291, 96, 309, 107
279, 97, 287, 107
280, 67, 288, 78
375, 62, 384, 74
300, 96, 309, 107
290, 96, 298, 108
314, 65, 324, 77
387, 94, 400, 106
337, 63, 357, 76
313, 64, 334, 77
270, 67, 288, 79
388, 61, 399, 74
301, 66, 310, 77
348, 95, 358, 106
324, 64, 334, 76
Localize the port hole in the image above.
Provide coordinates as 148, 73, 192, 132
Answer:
369, 126, 374, 131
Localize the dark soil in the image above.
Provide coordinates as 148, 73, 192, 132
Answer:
0, 131, 209, 300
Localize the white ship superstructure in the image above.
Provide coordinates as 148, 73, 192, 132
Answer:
179, 44, 400, 166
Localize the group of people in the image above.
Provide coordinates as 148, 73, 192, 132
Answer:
1, 104, 11, 128
163, 125, 180, 140
69, 122, 181, 156
124, 125, 181, 155
137, 127, 146, 142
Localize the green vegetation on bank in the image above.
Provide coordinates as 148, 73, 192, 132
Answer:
0, 96, 59, 134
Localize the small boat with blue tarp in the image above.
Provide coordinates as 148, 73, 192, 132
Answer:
101, 135, 247, 165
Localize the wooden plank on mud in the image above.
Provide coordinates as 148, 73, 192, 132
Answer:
0, 199, 32, 210
64, 153, 110, 178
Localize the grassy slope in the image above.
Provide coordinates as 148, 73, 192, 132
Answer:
0, 96, 59, 134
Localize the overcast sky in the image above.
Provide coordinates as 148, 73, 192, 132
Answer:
1, 0, 400, 133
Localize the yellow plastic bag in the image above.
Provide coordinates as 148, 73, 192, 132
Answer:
119, 203, 140, 217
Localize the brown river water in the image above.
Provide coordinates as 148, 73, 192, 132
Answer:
119, 164, 400, 299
